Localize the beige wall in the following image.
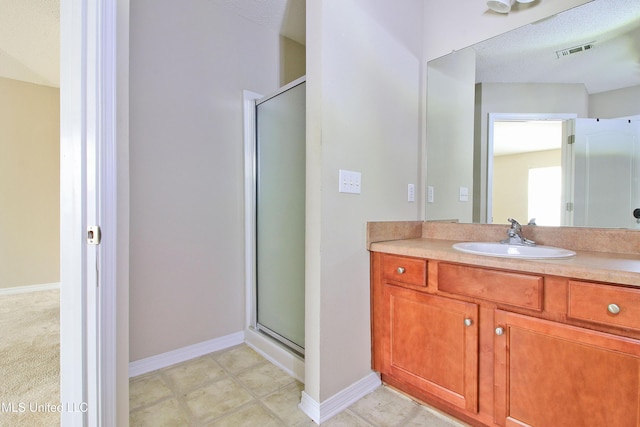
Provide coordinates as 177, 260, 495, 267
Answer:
493, 149, 561, 225
589, 84, 640, 119
426, 48, 476, 223
0, 77, 59, 289
129, 0, 282, 361
281, 36, 306, 85
306, 0, 424, 403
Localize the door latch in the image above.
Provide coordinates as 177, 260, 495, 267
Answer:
87, 225, 101, 245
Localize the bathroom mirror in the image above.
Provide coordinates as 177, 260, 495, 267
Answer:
425, 0, 640, 228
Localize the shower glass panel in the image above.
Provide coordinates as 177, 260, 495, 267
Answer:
256, 81, 305, 354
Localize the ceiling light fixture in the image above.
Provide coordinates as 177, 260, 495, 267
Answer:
487, 0, 536, 14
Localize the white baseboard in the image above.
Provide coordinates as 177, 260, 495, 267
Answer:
129, 331, 244, 378
299, 372, 381, 424
244, 327, 305, 383
0, 282, 60, 296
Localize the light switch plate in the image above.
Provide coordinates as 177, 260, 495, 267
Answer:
459, 186, 469, 202
339, 169, 361, 194
408, 184, 415, 202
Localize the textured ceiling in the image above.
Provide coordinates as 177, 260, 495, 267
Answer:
0, 0, 59, 87
473, 0, 640, 94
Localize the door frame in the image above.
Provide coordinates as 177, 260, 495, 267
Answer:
60, 0, 127, 425
486, 113, 576, 225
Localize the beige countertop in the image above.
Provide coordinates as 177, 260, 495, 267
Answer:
370, 237, 640, 288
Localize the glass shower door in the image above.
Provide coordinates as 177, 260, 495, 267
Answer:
255, 81, 305, 354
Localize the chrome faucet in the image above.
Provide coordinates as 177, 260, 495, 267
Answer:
501, 218, 536, 246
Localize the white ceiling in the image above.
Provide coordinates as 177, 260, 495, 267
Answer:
493, 120, 564, 157
474, 0, 640, 94
0, 0, 305, 88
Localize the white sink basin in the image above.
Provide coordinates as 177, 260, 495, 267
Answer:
452, 242, 576, 259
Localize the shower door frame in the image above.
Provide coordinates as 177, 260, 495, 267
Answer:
243, 76, 306, 358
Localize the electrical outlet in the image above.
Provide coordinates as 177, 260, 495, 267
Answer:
427, 186, 434, 203
408, 184, 415, 202
338, 169, 361, 194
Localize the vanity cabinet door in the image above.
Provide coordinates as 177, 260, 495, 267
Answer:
494, 310, 640, 427
383, 285, 479, 413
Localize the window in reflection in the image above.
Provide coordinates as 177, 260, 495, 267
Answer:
528, 166, 562, 226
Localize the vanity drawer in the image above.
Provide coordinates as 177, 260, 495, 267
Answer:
382, 254, 427, 287
438, 263, 543, 311
568, 281, 640, 332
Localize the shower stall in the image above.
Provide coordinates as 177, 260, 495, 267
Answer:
244, 78, 306, 357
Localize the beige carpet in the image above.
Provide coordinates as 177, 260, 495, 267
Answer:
0, 289, 60, 427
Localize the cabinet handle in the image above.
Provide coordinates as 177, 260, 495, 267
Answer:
495, 327, 505, 336
396, 267, 405, 274
464, 318, 473, 327
607, 303, 621, 315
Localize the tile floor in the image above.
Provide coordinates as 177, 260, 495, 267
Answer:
130, 344, 470, 426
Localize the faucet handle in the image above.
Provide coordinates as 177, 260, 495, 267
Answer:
507, 218, 522, 230
504, 218, 536, 246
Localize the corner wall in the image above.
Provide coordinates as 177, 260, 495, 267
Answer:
280, 36, 306, 86
426, 48, 476, 223
0, 77, 60, 289
589, 85, 640, 118
129, 0, 282, 361
305, 0, 424, 408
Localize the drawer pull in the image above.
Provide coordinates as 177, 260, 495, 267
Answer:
495, 327, 505, 336
396, 267, 406, 274
464, 318, 473, 327
607, 303, 621, 315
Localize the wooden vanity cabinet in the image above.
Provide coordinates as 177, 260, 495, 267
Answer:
371, 252, 479, 414
494, 310, 640, 427
371, 251, 640, 427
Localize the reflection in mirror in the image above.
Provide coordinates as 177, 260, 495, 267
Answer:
425, 0, 640, 228
571, 118, 640, 229
489, 116, 640, 229
490, 118, 565, 227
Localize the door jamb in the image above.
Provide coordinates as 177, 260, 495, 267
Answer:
60, 0, 124, 425
486, 112, 576, 224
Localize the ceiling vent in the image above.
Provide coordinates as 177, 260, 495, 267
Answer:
556, 42, 595, 59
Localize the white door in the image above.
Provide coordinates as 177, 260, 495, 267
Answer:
571, 118, 640, 228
